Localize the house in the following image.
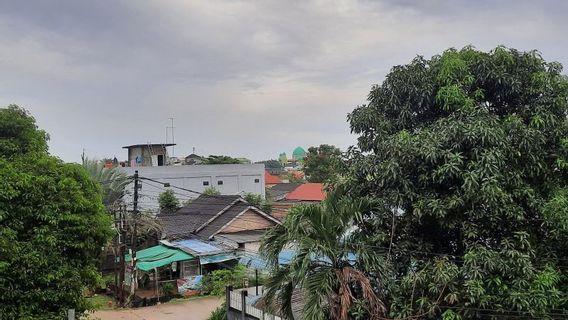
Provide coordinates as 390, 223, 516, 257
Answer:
266, 183, 302, 202
123, 143, 176, 167
184, 153, 204, 165
272, 183, 326, 220
120, 164, 266, 210
157, 195, 281, 252
265, 171, 283, 187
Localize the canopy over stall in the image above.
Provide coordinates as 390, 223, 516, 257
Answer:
125, 244, 194, 271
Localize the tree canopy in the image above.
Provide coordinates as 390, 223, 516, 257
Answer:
303, 144, 343, 183
203, 155, 243, 164
158, 189, 180, 213
347, 47, 568, 318
0, 105, 112, 319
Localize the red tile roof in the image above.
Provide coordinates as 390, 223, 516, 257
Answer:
286, 183, 326, 201
265, 171, 283, 184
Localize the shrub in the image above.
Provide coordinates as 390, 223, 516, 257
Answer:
208, 303, 226, 320
201, 265, 247, 296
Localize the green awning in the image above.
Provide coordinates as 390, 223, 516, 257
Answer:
125, 245, 194, 271
199, 253, 238, 265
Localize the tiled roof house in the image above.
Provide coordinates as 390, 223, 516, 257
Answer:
157, 195, 281, 252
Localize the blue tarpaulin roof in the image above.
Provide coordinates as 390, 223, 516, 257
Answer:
200, 253, 239, 265
239, 250, 357, 270
170, 239, 225, 255
166, 239, 238, 265
239, 249, 295, 269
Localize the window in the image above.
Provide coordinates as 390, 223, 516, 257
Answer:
254, 178, 260, 183
182, 260, 199, 277
217, 180, 223, 185
203, 181, 209, 186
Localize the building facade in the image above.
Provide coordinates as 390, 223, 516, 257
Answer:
120, 164, 266, 211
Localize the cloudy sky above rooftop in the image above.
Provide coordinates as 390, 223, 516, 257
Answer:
1, 0, 567, 162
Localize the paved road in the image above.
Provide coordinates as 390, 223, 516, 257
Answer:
90, 297, 223, 320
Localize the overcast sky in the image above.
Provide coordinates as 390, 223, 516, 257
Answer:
1, 0, 567, 163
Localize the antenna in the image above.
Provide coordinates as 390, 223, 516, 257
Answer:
168, 117, 175, 157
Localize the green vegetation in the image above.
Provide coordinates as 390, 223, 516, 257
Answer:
207, 303, 226, 320
81, 158, 129, 208
158, 189, 180, 213
303, 144, 343, 183
260, 188, 389, 319
203, 186, 221, 196
203, 155, 243, 164
86, 295, 115, 311
346, 46, 568, 318
0, 105, 113, 319
243, 192, 273, 213
201, 265, 248, 296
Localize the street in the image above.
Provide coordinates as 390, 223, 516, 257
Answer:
90, 297, 223, 320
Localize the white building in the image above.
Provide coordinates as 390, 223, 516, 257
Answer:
120, 164, 265, 212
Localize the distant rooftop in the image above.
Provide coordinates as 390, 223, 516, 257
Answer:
122, 143, 176, 149
286, 183, 326, 201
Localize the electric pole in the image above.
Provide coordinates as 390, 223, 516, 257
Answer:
168, 117, 175, 158
132, 170, 139, 255
130, 170, 140, 298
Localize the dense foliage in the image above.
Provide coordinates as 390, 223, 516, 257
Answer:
303, 144, 343, 183
243, 192, 273, 213
82, 158, 129, 208
203, 155, 243, 164
201, 265, 248, 296
158, 189, 180, 213
260, 189, 389, 320
207, 303, 227, 320
203, 186, 221, 196
0, 105, 113, 319
347, 47, 568, 318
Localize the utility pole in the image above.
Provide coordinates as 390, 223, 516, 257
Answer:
130, 170, 140, 297
168, 117, 175, 157
118, 206, 126, 306
133, 170, 139, 255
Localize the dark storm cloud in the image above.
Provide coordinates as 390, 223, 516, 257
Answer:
0, 0, 567, 162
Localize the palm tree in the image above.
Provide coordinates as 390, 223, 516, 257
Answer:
82, 158, 130, 208
260, 190, 389, 320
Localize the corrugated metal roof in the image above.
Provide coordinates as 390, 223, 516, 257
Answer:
196, 202, 250, 239
170, 239, 225, 255
157, 195, 240, 238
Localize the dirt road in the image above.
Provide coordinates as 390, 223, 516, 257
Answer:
90, 297, 223, 320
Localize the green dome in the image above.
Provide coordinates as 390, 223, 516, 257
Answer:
292, 146, 306, 160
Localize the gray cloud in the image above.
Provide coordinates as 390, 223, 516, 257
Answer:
0, 0, 567, 162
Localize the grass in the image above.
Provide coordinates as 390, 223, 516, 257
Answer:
86, 294, 116, 311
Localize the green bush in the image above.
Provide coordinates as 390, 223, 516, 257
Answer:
160, 282, 176, 295
201, 265, 247, 296
208, 303, 226, 320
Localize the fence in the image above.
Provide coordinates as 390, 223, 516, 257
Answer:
226, 286, 282, 320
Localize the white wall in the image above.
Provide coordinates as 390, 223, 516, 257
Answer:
120, 164, 265, 213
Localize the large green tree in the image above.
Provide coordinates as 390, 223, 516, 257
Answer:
348, 47, 568, 319
303, 144, 343, 183
0, 105, 113, 319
